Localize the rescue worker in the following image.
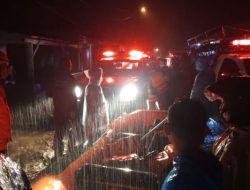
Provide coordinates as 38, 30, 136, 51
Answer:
82, 67, 109, 140
206, 77, 250, 190
145, 60, 173, 110
50, 56, 77, 158
190, 56, 219, 118
161, 99, 223, 190
0, 51, 11, 155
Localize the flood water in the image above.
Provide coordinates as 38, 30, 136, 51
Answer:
7, 97, 55, 181
8, 130, 54, 180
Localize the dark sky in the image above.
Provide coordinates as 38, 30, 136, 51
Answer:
1, 0, 250, 52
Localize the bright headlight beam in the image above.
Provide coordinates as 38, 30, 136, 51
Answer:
74, 86, 82, 98
119, 84, 138, 101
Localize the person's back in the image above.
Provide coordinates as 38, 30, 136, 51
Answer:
82, 67, 109, 140
163, 150, 222, 190
146, 63, 173, 110
52, 69, 76, 119
51, 57, 77, 158
161, 99, 222, 190
190, 56, 219, 118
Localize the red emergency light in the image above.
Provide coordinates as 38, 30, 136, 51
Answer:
128, 50, 144, 60
105, 77, 114, 83
232, 39, 250, 46
100, 57, 114, 61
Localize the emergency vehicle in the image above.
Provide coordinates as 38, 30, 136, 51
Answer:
82, 44, 152, 119
187, 26, 250, 80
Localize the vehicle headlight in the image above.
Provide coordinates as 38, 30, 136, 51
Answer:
119, 84, 138, 101
74, 86, 82, 99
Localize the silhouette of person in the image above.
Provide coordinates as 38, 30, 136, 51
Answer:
161, 99, 222, 190
51, 57, 77, 158
190, 56, 219, 118
82, 67, 109, 140
207, 77, 250, 190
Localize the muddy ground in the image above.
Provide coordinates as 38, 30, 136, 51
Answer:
8, 129, 54, 181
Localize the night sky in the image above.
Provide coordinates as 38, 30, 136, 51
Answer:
1, 0, 250, 52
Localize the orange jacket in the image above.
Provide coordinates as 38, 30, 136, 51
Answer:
0, 84, 11, 151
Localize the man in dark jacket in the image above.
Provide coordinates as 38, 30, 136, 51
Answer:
161, 99, 222, 190
51, 57, 77, 158
190, 56, 219, 118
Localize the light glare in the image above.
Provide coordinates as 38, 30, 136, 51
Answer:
106, 77, 114, 83
74, 86, 82, 98
129, 50, 143, 60
232, 39, 250, 46
140, 6, 147, 15
103, 51, 115, 57
120, 84, 138, 101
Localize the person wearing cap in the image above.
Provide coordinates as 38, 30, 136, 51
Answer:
161, 99, 222, 190
0, 51, 11, 154
82, 67, 109, 140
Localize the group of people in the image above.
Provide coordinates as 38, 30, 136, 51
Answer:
161, 86, 250, 190
1, 49, 249, 189
0, 51, 110, 189
160, 56, 250, 189
141, 55, 249, 190
49, 56, 109, 158
145, 55, 195, 111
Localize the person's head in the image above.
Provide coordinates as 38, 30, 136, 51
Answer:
0, 52, 10, 81
166, 99, 207, 154
219, 95, 250, 127
206, 77, 250, 127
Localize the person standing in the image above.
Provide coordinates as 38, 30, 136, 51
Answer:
82, 67, 109, 140
0, 52, 11, 155
145, 61, 173, 110
50, 57, 77, 158
190, 56, 219, 118
161, 99, 222, 190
